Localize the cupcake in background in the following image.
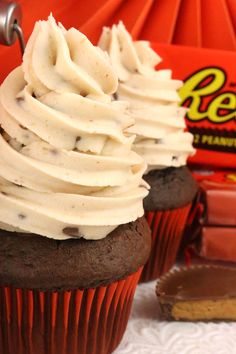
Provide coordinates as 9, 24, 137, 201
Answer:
99, 22, 197, 282
0, 16, 151, 354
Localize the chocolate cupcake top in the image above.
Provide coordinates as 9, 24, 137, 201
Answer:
98, 22, 195, 172
0, 16, 149, 240
0, 217, 151, 290
143, 166, 198, 211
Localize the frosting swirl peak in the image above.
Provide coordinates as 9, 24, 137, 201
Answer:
99, 22, 195, 172
0, 16, 148, 240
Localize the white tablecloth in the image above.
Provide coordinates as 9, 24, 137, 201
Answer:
114, 281, 236, 354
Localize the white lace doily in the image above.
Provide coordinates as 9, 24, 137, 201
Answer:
114, 281, 236, 354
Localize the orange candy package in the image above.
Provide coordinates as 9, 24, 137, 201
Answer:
152, 43, 236, 168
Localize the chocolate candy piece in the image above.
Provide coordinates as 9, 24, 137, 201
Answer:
156, 265, 236, 321
193, 177, 236, 262
200, 179, 236, 226
199, 226, 236, 262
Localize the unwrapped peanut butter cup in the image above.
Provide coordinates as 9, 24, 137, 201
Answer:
156, 265, 236, 321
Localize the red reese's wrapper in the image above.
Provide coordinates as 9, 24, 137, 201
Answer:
152, 43, 236, 169
186, 170, 236, 263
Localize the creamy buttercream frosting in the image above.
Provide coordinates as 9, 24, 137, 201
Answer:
0, 15, 148, 240
98, 22, 195, 172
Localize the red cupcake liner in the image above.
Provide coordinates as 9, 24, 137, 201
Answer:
140, 204, 191, 282
0, 268, 142, 354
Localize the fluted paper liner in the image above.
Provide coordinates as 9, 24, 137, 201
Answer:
0, 268, 142, 354
140, 204, 191, 282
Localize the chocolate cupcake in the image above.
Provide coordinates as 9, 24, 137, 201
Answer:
0, 16, 151, 354
99, 22, 197, 281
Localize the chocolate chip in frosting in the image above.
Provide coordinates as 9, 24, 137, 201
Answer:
16, 97, 24, 103
172, 156, 178, 161
63, 227, 82, 238
126, 122, 134, 129
18, 213, 26, 220
14, 183, 24, 188
51, 148, 59, 155
19, 124, 27, 130
155, 139, 164, 144
1, 191, 8, 196
75, 136, 81, 143
113, 93, 118, 100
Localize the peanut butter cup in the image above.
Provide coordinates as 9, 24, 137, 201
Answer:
156, 265, 236, 321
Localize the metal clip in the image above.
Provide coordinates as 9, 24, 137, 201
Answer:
0, 1, 25, 54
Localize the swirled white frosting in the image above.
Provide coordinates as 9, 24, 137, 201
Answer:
0, 16, 148, 240
98, 22, 195, 172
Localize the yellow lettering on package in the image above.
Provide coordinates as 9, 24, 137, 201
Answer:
213, 136, 220, 145
200, 135, 236, 147
209, 93, 236, 123
202, 135, 213, 145
227, 174, 236, 182
179, 67, 236, 123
